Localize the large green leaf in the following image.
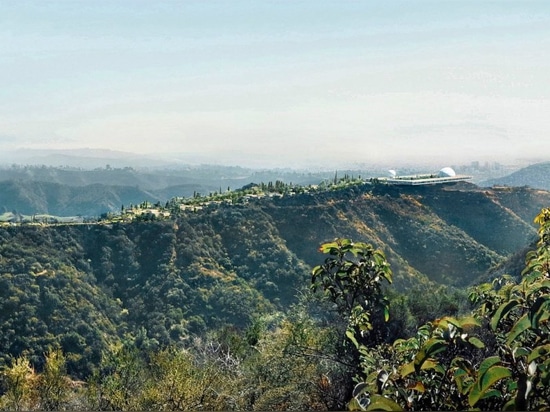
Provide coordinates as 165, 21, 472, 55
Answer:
422, 359, 444, 374
466, 336, 485, 349
527, 344, 550, 363
399, 361, 415, 378
424, 338, 448, 357
346, 328, 359, 349
366, 395, 403, 411
529, 296, 550, 328
512, 346, 530, 361
469, 364, 511, 407
468, 384, 483, 407
414, 338, 447, 372
319, 240, 347, 254
457, 316, 481, 328
506, 314, 531, 345
490, 299, 520, 331
480, 366, 512, 392
478, 356, 501, 377
525, 279, 550, 297
383, 306, 390, 322
435, 316, 461, 329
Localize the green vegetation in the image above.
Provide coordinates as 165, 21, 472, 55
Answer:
349, 208, 550, 410
1, 208, 548, 410
1, 180, 549, 410
311, 239, 393, 349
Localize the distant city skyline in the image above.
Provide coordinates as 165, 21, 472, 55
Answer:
1, 1, 550, 168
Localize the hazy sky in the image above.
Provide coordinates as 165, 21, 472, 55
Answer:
1, 1, 550, 168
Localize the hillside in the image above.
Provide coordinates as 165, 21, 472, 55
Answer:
0, 181, 547, 380
480, 161, 550, 190
0, 164, 373, 216
0, 180, 160, 216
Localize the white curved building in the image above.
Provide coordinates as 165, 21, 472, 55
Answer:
379, 167, 471, 186
438, 167, 456, 177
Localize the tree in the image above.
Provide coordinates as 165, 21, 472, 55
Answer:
35, 349, 71, 411
308, 239, 394, 408
86, 342, 147, 411
0, 356, 36, 411
241, 310, 341, 410
311, 239, 393, 349
142, 345, 241, 411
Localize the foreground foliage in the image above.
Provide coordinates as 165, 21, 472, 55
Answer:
350, 208, 550, 411
0, 313, 349, 410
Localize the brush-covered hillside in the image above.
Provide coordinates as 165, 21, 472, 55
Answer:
1, 180, 549, 380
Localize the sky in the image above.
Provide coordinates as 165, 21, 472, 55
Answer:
1, 1, 550, 168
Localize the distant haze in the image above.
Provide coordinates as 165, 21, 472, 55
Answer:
1, 1, 550, 168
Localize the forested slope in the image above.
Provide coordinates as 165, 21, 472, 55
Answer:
0, 182, 546, 383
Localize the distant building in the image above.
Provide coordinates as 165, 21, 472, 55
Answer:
378, 167, 472, 186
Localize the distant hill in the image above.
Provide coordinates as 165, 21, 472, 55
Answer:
0, 148, 177, 169
479, 161, 550, 190
0, 180, 160, 216
0, 164, 381, 216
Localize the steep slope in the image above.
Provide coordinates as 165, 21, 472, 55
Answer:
261, 185, 504, 288
488, 186, 550, 226
0, 226, 123, 377
402, 184, 536, 255
79, 218, 284, 337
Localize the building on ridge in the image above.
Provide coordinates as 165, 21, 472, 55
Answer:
378, 167, 472, 186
